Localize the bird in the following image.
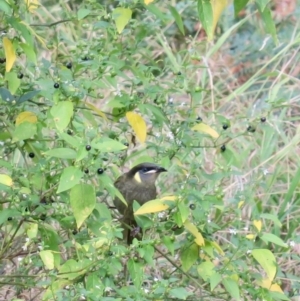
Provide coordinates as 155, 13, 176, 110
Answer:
113, 162, 167, 244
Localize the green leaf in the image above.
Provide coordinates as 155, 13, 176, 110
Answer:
258, 5, 278, 44
91, 137, 127, 152
12, 122, 37, 142
168, 5, 185, 35
260, 233, 288, 248
234, 0, 249, 15
70, 183, 96, 228
127, 258, 143, 288
40, 250, 54, 270
43, 148, 77, 159
98, 173, 126, 205
138, 245, 154, 265
0, 0, 12, 14
197, 261, 215, 281
112, 7, 132, 34
8, 17, 34, 47
146, 3, 168, 23
252, 249, 277, 280
20, 42, 37, 63
210, 272, 222, 291
181, 243, 199, 272
178, 202, 189, 224
77, 8, 91, 20
0, 209, 21, 225
17, 90, 41, 104
40, 225, 61, 267
50, 101, 74, 132
58, 259, 90, 280
139, 103, 168, 125
222, 278, 240, 300
197, 0, 214, 40
280, 166, 300, 219
169, 287, 192, 300
220, 145, 240, 168
5, 72, 20, 94
163, 236, 175, 256
26, 222, 38, 238
59, 132, 79, 148
57, 167, 83, 194
75, 145, 89, 162
260, 213, 282, 228
0, 87, 14, 102
256, 0, 271, 11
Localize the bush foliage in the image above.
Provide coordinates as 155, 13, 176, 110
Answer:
0, 0, 300, 300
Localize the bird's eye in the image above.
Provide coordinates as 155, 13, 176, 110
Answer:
142, 167, 149, 173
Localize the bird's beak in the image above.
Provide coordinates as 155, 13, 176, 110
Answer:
157, 167, 167, 173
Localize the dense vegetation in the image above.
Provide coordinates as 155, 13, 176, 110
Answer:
0, 0, 299, 300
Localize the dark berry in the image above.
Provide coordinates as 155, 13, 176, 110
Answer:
97, 168, 104, 175
177, 71, 182, 75
54, 83, 59, 89
196, 116, 202, 123
84, 168, 89, 174
67, 129, 73, 135
124, 142, 129, 147
29, 152, 35, 158
17, 73, 24, 79
72, 229, 78, 235
222, 124, 228, 130
66, 62, 72, 69
189, 204, 196, 210
0, 58, 6, 64
7, 217, 12, 221
85, 145, 91, 151
220, 145, 226, 152
247, 125, 256, 133
260, 117, 266, 123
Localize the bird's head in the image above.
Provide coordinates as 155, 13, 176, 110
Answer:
128, 162, 167, 186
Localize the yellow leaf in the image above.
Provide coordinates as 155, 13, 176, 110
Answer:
16, 111, 38, 125
112, 7, 132, 34
25, 0, 40, 12
40, 250, 54, 270
246, 234, 256, 240
0, 174, 13, 186
184, 220, 205, 246
160, 195, 177, 202
212, 0, 228, 33
144, 0, 154, 4
191, 123, 219, 138
210, 241, 225, 255
253, 219, 262, 232
134, 199, 169, 215
85, 102, 107, 120
238, 200, 244, 209
126, 111, 147, 143
3, 37, 16, 72
252, 249, 277, 281
257, 278, 283, 293
26, 222, 38, 238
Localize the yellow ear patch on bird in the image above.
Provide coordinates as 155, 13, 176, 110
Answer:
134, 172, 142, 183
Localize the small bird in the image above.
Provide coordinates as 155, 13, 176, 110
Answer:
114, 162, 167, 244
